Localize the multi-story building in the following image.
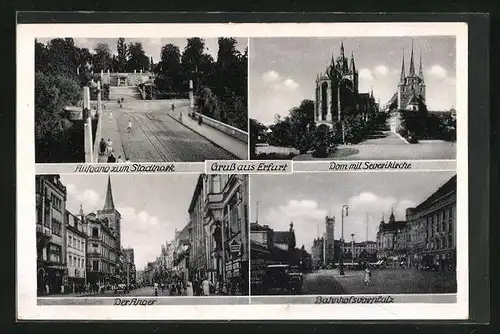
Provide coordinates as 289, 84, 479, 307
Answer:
189, 174, 249, 294
84, 176, 121, 286
406, 175, 457, 271
324, 216, 335, 266
376, 210, 409, 263
36, 175, 68, 295
65, 209, 88, 292
122, 248, 136, 285
173, 224, 190, 283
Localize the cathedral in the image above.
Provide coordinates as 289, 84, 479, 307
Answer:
314, 42, 378, 128
386, 42, 426, 112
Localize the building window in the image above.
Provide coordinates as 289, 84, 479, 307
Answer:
69, 235, 72, 248
92, 227, 99, 238
52, 218, 62, 236
211, 175, 221, 193
92, 260, 99, 271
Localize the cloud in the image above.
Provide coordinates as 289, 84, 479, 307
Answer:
262, 70, 280, 82
265, 200, 327, 250
117, 205, 175, 269
67, 184, 102, 213
427, 65, 448, 80
283, 79, 300, 90
359, 68, 374, 80
373, 65, 389, 77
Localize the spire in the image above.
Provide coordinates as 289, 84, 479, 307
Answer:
409, 39, 416, 76
350, 51, 356, 73
418, 51, 424, 79
79, 204, 84, 217
370, 87, 374, 98
399, 49, 406, 83
340, 42, 345, 57
103, 175, 115, 210
389, 205, 395, 223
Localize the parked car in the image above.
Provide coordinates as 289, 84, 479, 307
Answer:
114, 283, 129, 294
262, 264, 303, 295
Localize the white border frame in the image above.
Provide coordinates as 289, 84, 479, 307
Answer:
17, 22, 468, 320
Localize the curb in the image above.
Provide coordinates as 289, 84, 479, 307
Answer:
395, 132, 410, 145
165, 111, 242, 159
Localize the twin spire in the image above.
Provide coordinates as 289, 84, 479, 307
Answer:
400, 39, 424, 82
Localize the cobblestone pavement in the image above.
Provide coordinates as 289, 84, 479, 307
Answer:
301, 268, 456, 294
99, 100, 238, 162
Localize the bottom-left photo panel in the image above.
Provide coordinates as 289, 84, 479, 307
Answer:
35, 173, 250, 305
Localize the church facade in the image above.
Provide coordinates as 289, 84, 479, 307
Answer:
314, 42, 379, 128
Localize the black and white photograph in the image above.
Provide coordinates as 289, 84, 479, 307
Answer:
250, 172, 457, 295
35, 37, 248, 163
36, 173, 250, 300
249, 37, 457, 160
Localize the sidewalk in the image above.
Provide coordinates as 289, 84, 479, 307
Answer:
167, 106, 248, 159
97, 108, 126, 162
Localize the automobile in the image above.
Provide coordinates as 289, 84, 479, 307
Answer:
114, 283, 129, 294
262, 264, 303, 295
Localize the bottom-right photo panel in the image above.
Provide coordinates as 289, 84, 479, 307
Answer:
250, 172, 457, 297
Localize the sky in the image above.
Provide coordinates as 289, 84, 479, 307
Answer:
249, 37, 456, 125
60, 174, 200, 270
250, 171, 456, 253
37, 37, 248, 64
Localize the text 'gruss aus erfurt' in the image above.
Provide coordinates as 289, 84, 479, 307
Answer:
207, 161, 292, 174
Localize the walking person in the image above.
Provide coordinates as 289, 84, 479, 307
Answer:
117, 155, 124, 163
99, 138, 106, 155
364, 265, 372, 286
186, 281, 194, 296
202, 276, 210, 296
107, 151, 116, 163
127, 119, 132, 133
106, 138, 113, 155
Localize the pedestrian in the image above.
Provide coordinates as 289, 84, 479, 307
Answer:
202, 276, 210, 296
107, 151, 116, 163
364, 266, 371, 286
106, 138, 113, 155
125, 157, 131, 163
127, 120, 132, 133
186, 281, 194, 296
99, 138, 106, 155
117, 156, 124, 163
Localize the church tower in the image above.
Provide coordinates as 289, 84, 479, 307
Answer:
397, 40, 426, 111
97, 175, 122, 250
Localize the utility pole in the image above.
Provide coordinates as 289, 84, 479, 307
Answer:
339, 205, 349, 275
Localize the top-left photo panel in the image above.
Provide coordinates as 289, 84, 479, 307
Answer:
34, 37, 249, 163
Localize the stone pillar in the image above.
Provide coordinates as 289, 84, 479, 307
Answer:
189, 80, 194, 111
97, 81, 102, 114
77, 67, 80, 75
107, 69, 110, 85
83, 86, 93, 163
140, 69, 143, 73
101, 69, 104, 81
134, 69, 136, 74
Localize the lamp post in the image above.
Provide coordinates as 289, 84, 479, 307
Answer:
339, 205, 349, 276
351, 233, 355, 265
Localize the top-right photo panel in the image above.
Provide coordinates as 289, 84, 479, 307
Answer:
249, 37, 457, 161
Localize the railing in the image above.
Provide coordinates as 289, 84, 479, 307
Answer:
192, 112, 248, 142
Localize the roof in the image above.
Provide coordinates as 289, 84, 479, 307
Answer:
272, 231, 290, 244
379, 220, 407, 232
416, 175, 456, 210
103, 175, 115, 210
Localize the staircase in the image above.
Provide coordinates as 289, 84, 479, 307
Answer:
109, 86, 142, 101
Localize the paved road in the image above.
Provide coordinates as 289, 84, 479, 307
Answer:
300, 268, 456, 294
101, 100, 237, 162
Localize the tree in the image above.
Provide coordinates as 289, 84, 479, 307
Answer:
116, 38, 128, 72
42, 38, 78, 77
181, 38, 206, 79
249, 118, 267, 156
157, 43, 182, 92
35, 39, 49, 73
127, 42, 149, 72
93, 43, 112, 72
289, 99, 315, 148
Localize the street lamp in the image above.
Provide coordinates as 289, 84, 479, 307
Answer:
339, 205, 349, 276
351, 233, 355, 265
